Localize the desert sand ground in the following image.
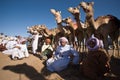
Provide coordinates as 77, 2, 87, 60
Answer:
0, 50, 120, 80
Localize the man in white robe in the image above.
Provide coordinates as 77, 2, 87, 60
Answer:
11, 38, 29, 60
2, 39, 18, 55
32, 31, 39, 54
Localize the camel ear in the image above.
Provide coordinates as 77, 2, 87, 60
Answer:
77, 6, 80, 9
50, 9, 55, 13
68, 17, 71, 19
59, 11, 61, 14
27, 26, 29, 29
90, 2, 94, 5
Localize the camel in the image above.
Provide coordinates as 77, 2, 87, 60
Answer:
50, 9, 64, 32
27, 23, 71, 50
27, 24, 49, 36
41, 25, 71, 48
68, 6, 87, 52
62, 17, 81, 50
79, 1, 120, 56
50, 9, 73, 46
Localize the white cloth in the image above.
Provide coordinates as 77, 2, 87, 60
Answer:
2, 41, 29, 59
41, 43, 53, 52
11, 48, 25, 59
46, 45, 79, 72
5, 40, 17, 49
32, 34, 39, 54
17, 44, 29, 57
1, 40, 9, 46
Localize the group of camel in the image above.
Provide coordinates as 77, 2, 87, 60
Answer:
27, 1, 120, 56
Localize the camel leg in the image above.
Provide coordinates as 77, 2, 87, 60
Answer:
103, 37, 110, 57
111, 32, 119, 57
117, 41, 119, 57
112, 41, 116, 57
114, 39, 119, 57
83, 38, 86, 52
80, 42, 83, 52
76, 41, 80, 52
117, 39, 119, 57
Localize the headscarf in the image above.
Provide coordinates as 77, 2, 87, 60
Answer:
20, 38, 26, 44
59, 37, 68, 43
86, 35, 104, 51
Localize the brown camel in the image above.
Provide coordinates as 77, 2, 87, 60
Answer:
68, 6, 86, 52
79, 1, 120, 56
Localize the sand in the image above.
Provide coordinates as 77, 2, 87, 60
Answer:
0, 51, 120, 80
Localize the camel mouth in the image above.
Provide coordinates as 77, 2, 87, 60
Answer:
81, 7, 86, 12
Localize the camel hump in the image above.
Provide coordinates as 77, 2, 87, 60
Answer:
95, 15, 120, 25
106, 15, 119, 20
95, 15, 117, 20
106, 15, 120, 29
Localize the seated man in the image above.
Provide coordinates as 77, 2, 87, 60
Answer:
40, 38, 53, 60
11, 38, 29, 60
46, 37, 80, 72
82, 35, 111, 80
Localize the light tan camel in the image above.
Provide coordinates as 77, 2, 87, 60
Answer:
68, 6, 87, 52
27, 24, 50, 36
62, 17, 81, 50
50, 9, 73, 46
27, 24, 71, 50
79, 1, 120, 56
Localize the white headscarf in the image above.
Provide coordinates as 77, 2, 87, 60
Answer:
59, 37, 68, 43
59, 37, 68, 45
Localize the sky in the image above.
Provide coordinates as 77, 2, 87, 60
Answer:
0, 0, 120, 37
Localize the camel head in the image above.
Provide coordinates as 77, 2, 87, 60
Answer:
27, 27, 34, 34
50, 9, 62, 23
63, 17, 78, 30
39, 24, 47, 30
79, 1, 94, 13
62, 17, 73, 24
68, 7, 80, 15
27, 25, 48, 35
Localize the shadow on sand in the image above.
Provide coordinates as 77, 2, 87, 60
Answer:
2, 63, 45, 80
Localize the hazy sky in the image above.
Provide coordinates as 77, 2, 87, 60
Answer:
0, 0, 120, 37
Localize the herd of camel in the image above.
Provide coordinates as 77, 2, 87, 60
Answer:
27, 1, 120, 57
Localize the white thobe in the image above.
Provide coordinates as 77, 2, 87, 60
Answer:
32, 34, 39, 54
11, 48, 24, 59
5, 40, 17, 49
18, 44, 29, 57
41, 43, 53, 52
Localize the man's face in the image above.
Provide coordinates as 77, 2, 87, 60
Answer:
60, 41, 67, 46
88, 39, 96, 48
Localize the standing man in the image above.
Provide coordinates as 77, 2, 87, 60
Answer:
32, 31, 39, 54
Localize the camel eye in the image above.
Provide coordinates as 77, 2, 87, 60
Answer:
86, 3, 89, 5
88, 3, 90, 5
